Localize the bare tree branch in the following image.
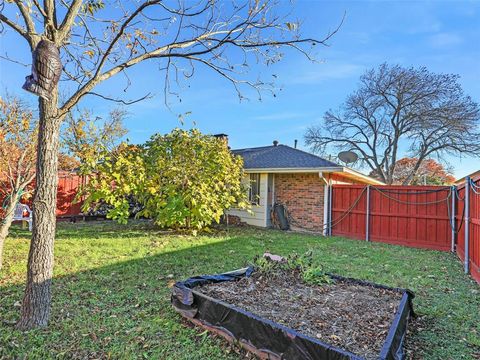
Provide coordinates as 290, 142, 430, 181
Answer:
31, 0, 48, 19
86, 91, 153, 105
57, 0, 83, 43
0, 13, 30, 43
12, 0, 37, 36
92, 0, 162, 80
59, 28, 245, 115
0, 53, 30, 67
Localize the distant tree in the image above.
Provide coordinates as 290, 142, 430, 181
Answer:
0, 0, 335, 329
57, 153, 80, 172
0, 96, 36, 270
0, 95, 123, 271
305, 64, 480, 185
370, 158, 455, 185
83, 129, 249, 230
62, 108, 128, 165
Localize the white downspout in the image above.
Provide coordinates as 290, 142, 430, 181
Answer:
319, 172, 329, 236
270, 173, 275, 228
272, 173, 276, 206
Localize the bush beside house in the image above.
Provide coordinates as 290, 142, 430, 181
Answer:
82, 129, 250, 230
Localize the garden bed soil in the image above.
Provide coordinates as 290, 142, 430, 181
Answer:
199, 269, 403, 360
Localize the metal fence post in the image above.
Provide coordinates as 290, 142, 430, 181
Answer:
329, 184, 333, 236
365, 185, 370, 242
451, 186, 456, 253
464, 177, 470, 274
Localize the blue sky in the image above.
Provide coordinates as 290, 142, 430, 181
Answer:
1, 0, 479, 178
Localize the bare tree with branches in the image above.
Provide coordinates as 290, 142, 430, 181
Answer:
305, 63, 480, 185
0, 0, 337, 329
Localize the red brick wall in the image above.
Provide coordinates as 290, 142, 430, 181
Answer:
274, 173, 325, 232
274, 173, 366, 232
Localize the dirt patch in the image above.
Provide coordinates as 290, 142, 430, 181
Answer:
199, 269, 402, 359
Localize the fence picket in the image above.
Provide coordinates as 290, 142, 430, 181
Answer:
464, 178, 470, 274
365, 185, 370, 242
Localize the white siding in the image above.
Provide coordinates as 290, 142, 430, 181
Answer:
229, 173, 268, 227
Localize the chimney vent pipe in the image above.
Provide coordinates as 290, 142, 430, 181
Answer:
213, 133, 228, 144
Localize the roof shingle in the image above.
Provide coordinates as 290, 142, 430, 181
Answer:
232, 144, 339, 169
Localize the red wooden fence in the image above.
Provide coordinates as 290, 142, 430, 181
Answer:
331, 185, 452, 251
470, 177, 480, 284
331, 180, 480, 285
456, 177, 480, 284
330, 185, 367, 240
56, 172, 86, 217
1, 172, 85, 219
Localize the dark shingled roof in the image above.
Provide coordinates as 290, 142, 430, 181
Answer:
232, 144, 339, 169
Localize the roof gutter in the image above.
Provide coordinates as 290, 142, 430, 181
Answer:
244, 166, 384, 185
318, 171, 328, 185
243, 167, 344, 174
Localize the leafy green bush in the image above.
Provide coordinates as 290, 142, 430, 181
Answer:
82, 129, 249, 230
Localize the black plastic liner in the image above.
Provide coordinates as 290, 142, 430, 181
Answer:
172, 267, 415, 360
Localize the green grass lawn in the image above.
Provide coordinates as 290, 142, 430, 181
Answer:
0, 221, 479, 359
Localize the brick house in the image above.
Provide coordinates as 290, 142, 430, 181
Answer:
228, 141, 383, 233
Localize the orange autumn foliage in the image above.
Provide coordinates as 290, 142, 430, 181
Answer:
391, 158, 455, 185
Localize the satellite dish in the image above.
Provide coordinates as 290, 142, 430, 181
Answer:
338, 151, 358, 165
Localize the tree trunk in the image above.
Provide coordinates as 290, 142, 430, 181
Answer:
17, 93, 62, 330
0, 198, 18, 271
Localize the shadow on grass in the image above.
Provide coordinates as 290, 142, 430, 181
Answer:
0, 228, 315, 359
1, 223, 479, 359
7, 221, 214, 242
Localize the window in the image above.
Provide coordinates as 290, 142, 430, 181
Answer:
249, 173, 261, 205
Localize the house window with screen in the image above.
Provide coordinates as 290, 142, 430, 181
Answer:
249, 173, 261, 205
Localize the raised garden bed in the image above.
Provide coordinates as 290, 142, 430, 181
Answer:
172, 267, 414, 360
